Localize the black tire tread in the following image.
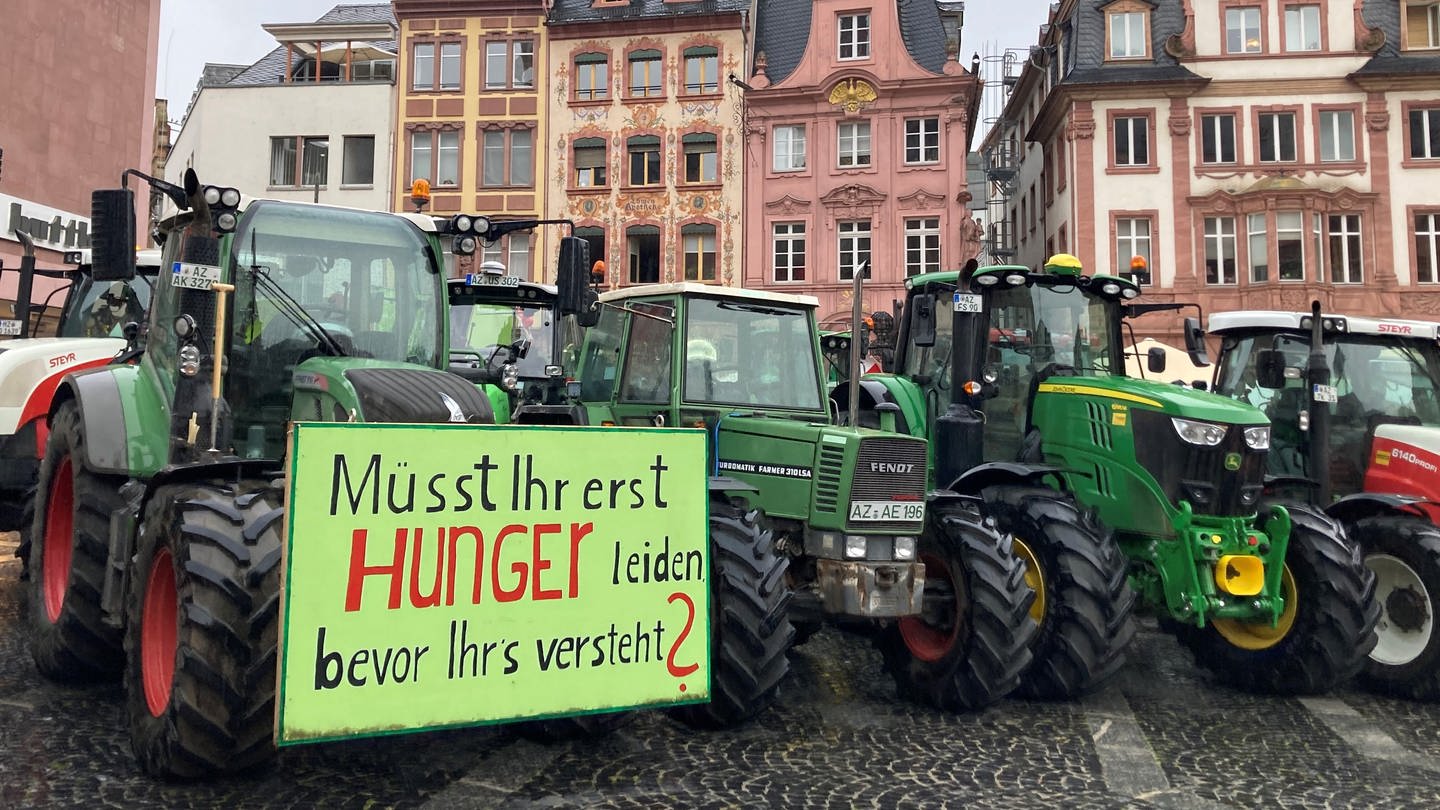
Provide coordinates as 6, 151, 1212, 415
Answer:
124, 481, 284, 779
1348, 515, 1440, 701
1172, 501, 1379, 695
983, 486, 1137, 699
26, 400, 126, 681
877, 505, 1037, 711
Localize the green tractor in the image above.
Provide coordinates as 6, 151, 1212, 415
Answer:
549, 267, 1037, 720
25, 169, 504, 778
842, 253, 1377, 696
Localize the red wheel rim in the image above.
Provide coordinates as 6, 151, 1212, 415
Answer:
899, 551, 960, 663
142, 547, 178, 717
42, 457, 75, 623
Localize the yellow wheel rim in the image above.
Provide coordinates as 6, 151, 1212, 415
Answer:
1212, 565, 1299, 651
1012, 537, 1046, 624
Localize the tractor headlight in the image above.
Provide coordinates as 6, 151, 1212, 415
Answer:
844, 535, 868, 559
1100, 282, 1121, 296
202, 186, 222, 206
1243, 425, 1270, 450
974, 273, 1000, 286
219, 187, 241, 208
216, 211, 238, 233
453, 214, 473, 233
1004, 273, 1028, 286
178, 344, 201, 377
894, 536, 916, 560
501, 363, 519, 390
1171, 417, 1227, 446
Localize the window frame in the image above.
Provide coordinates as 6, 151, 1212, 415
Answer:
573, 52, 611, 102
1197, 109, 1241, 165
572, 137, 609, 189
1327, 213, 1364, 284
626, 48, 665, 99
837, 13, 872, 60
407, 127, 462, 189
1314, 105, 1361, 164
773, 124, 808, 173
1404, 102, 1440, 164
903, 217, 941, 277
410, 38, 464, 93
1203, 215, 1239, 285
1281, 3, 1325, 52
1107, 109, 1157, 172
1222, 3, 1266, 55
1111, 212, 1156, 285
340, 134, 376, 187
681, 132, 720, 185
1248, 211, 1270, 283
837, 219, 873, 281
479, 126, 535, 189
1255, 107, 1302, 163
837, 120, 873, 169
772, 222, 807, 283
1412, 207, 1440, 284
1401, 1, 1440, 50
680, 222, 718, 282
1105, 3, 1151, 61
626, 134, 663, 187
903, 117, 941, 165
682, 45, 720, 96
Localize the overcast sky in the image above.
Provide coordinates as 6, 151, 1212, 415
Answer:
157, 0, 1054, 127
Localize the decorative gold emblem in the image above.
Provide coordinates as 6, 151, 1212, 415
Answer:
828, 78, 877, 113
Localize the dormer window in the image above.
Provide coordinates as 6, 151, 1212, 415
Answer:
1104, 1, 1151, 60
1404, 1, 1440, 48
838, 13, 871, 60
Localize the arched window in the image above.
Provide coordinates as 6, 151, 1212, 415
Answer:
681, 223, 717, 282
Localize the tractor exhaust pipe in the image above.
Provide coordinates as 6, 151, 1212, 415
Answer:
13, 230, 35, 339
847, 261, 869, 429
1307, 299, 1331, 504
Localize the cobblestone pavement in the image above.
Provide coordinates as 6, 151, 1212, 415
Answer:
2, 532, 1438, 809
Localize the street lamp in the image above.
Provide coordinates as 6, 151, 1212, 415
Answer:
309, 139, 329, 203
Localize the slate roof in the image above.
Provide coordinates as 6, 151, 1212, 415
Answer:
1058, 0, 1200, 84
753, 0, 953, 86
1351, 0, 1440, 75
548, 0, 751, 24
221, 4, 397, 87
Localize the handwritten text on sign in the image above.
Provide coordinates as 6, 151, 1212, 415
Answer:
277, 423, 710, 744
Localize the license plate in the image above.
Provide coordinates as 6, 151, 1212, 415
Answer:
1312, 383, 1338, 403
848, 501, 925, 522
465, 273, 519, 287
172, 262, 224, 290
0, 319, 21, 336
953, 293, 982, 313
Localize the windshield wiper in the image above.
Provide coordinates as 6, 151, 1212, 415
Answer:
717, 301, 801, 317
248, 268, 347, 357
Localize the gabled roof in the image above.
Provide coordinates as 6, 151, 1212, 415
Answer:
548, 0, 751, 24
753, 0, 953, 85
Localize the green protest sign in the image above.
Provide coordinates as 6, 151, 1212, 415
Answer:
276, 423, 710, 745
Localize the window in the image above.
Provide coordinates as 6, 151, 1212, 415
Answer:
481, 128, 533, 187
440, 43, 461, 89
773, 125, 806, 171
1249, 213, 1269, 282
576, 226, 606, 274
1258, 112, 1297, 162
1116, 217, 1152, 284
628, 49, 663, 97
482, 234, 531, 279
411, 132, 432, 187
351, 59, 394, 82
773, 223, 806, 282
268, 136, 329, 187
627, 225, 661, 284
904, 218, 940, 276
1319, 110, 1356, 162
574, 137, 607, 187
1329, 214, 1363, 283
485, 41, 534, 89
413, 42, 460, 90
1226, 7, 1263, 53
269, 136, 298, 186
619, 304, 671, 402
411, 130, 459, 187
904, 117, 940, 164
1284, 5, 1321, 51
1410, 107, 1440, 159
838, 13, 871, 59
342, 135, 375, 186
683, 47, 718, 94
682, 224, 717, 281
1404, 2, 1440, 48
1109, 11, 1147, 58
1277, 211, 1305, 280
1201, 114, 1237, 163
1204, 216, 1237, 284
837, 220, 872, 280
1114, 116, 1149, 166
838, 121, 871, 168
413, 43, 434, 90
574, 53, 609, 100
627, 135, 662, 186
683, 133, 718, 183
513, 41, 535, 88
1417, 212, 1440, 283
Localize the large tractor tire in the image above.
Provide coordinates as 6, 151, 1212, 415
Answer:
1349, 516, 1440, 701
1172, 502, 1378, 695
982, 486, 1137, 699
124, 481, 284, 779
877, 505, 1036, 711
669, 504, 793, 728
25, 400, 126, 681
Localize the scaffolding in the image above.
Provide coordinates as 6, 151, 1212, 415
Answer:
978, 48, 1027, 264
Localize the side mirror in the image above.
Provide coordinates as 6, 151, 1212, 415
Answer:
1255, 349, 1288, 389
1182, 316, 1210, 367
1146, 345, 1167, 373
555, 236, 591, 317
911, 293, 936, 348
91, 188, 136, 282
513, 336, 532, 360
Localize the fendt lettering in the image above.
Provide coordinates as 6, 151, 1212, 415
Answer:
869, 462, 914, 474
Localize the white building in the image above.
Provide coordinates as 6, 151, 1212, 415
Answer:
167, 4, 398, 211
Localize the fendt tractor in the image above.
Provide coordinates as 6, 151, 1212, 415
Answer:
1210, 305, 1440, 699
26, 169, 499, 778
842, 254, 1378, 696
0, 237, 158, 535
548, 265, 1038, 721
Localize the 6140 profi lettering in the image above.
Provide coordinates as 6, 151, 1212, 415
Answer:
848, 501, 925, 522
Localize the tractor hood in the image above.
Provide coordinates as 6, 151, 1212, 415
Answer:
289, 357, 496, 426
1038, 375, 1268, 425
0, 337, 125, 433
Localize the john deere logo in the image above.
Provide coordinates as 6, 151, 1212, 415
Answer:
1224, 452, 1242, 471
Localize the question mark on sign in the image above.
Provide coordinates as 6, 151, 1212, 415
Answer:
666, 591, 700, 692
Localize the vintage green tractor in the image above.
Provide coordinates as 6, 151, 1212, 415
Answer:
549, 268, 1037, 720
25, 169, 505, 778
842, 254, 1377, 696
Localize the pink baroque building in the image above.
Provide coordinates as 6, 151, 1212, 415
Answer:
741, 0, 979, 326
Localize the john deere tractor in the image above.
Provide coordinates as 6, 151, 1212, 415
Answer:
1210, 304, 1440, 699
549, 267, 1037, 721
25, 169, 500, 778
842, 254, 1377, 696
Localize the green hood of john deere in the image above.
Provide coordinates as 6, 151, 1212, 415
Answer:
1039, 374, 1268, 425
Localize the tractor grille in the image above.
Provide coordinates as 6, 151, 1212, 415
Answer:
815, 444, 845, 514
344, 368, 495, 424
1133, 409, 1265, 517
848, 437, 928, 532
